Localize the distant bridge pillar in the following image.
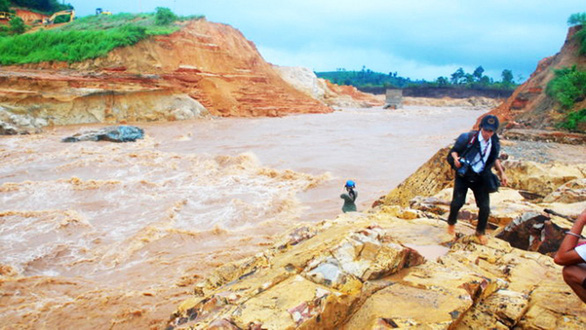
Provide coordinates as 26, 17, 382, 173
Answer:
384, 89, 403, 109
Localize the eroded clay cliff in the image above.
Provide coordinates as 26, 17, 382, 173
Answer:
485, 25, 586, 131
0, 19, 334, 131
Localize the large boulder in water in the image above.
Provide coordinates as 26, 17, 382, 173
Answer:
62, 125, 144, 143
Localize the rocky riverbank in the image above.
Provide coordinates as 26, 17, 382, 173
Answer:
164, 124, 586, 329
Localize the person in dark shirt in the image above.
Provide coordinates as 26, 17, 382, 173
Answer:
340, 180, 357, 213
446, 115, 508, 244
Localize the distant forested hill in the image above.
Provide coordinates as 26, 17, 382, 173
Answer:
316, 66, 518, 95
317, 68, 420, 89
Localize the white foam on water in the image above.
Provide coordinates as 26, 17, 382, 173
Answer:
0, 106, 484, 286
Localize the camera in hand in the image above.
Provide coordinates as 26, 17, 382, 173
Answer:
457, 158, 471, 178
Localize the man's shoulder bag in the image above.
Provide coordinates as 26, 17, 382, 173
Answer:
487, 171, 501, 193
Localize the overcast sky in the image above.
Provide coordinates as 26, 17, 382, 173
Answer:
66, 1, 585, 82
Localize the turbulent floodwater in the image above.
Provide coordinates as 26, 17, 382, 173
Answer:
0, 106, 486, 328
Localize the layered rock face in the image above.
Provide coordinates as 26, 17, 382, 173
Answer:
0, 19, 333, 133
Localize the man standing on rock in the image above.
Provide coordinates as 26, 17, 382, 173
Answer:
446, 114, 508, 244
554, 208, 586, 303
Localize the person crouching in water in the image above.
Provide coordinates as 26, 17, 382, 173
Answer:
341, 180, 357, 213
446, 115, 508, 244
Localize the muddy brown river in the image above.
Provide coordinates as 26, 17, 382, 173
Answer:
0, 106, 485, 328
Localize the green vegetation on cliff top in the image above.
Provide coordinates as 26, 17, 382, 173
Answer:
569, 12, 586, 55
548, 13, 586, 132
0, 8, 203, 65
548, 65, 586, 132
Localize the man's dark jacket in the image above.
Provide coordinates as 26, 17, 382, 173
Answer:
447, 130, 500, 179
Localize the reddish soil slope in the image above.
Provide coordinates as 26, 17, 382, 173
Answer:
0, 19, 332, 125
482, 25, 586, 130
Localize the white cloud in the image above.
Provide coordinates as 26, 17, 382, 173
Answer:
67, 0, 586, 81
259, 46, 467, 81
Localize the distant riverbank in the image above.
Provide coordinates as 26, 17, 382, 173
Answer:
359, 86, 514, 99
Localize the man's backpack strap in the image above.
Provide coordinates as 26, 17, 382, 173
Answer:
447, 130, 478, 169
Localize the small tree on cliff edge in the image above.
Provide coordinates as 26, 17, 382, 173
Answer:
155, 7, 177, 25
568, 12, 586, 55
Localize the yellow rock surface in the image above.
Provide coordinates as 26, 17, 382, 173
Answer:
168, 206, 586, 329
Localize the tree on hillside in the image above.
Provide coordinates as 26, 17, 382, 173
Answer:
473, 66, 485, 82
568, 12, 586, 55
435, 76, 449, 86
546, 65, 586, 109
568, 12, 586, 26
155, 7, 177, 25
317, 65, 517, 91
9, 15, 25, 33
479, 75, 491, 86
501, 69, 514, 86
450, 68, 465, 85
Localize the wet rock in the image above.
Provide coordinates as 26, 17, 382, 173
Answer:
169, 207, 586, 329
543, 178, 586, 204
279, 225, 317, 248
167, 218, 430, 329
408, 196, 450, 215
503, 160, 586, 198
61, 125, 144, 143
457, 289, 530, 328
304, 226, 425, 290
344, 282, 473, 328
518, 281, 586, 329
0, 107, 47, 135
495, 212, 566, 256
